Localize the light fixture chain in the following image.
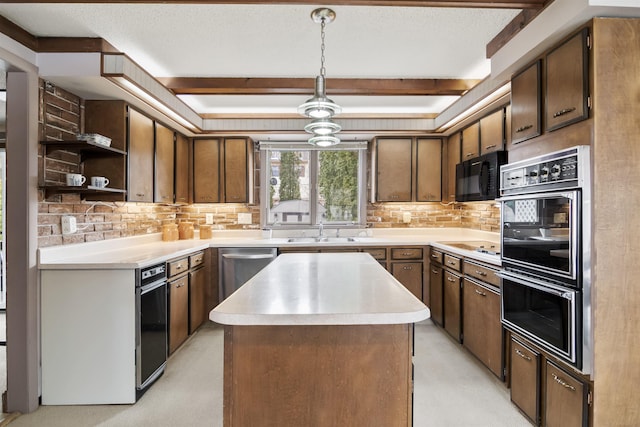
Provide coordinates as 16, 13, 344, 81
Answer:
320, 18, 326, 77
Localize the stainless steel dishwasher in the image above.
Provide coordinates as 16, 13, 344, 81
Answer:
219, 248, 278, 301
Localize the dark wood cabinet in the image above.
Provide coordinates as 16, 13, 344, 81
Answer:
545, 28, 590, 132
154, 122, 175, 204
461, 122, 480, 161
416, 138, 442, 202
168, 274, 189, 354
127, 108, 154, 202
463, 277, 502, 378
193, 137, 252, 203
511, 60, 542, 144
389, 247, 424, 300
175, 132, 190, 204
510, 337, 541, 425
429, 249, 444, 326
443, 269, 462, 342
445, 132, 461, 202
480, 107, 505, 155
545, 360, 589, 427
188, 252, 207, 334
375, 138, 413, 202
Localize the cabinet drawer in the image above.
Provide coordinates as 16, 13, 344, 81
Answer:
391, 247, 423, 260
464, 260, 500, 287
189, 251, 205, 268
443, 254, 461, 272
168, 258, 189, 277
430, 249, 443, 264
362, 247, 387, 261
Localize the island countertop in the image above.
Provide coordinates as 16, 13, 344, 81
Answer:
209, 252, 430, 326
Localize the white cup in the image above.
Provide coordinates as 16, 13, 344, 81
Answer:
66, 173, 86, 187
90, 176, 110, 188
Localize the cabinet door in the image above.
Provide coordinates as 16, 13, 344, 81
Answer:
510, 337, 541, 425
128, 108, 154, 202
461, 122, 480, 161
416, 138, 442, 202
511, 60, 541, 144
206, 248, 219, 311
463, 278, 503, 378
443, 270, 461, 342
154, 122, 175, 204
189, 267, 207, 334
446, 133, 461, 202
223, 138, 249, 203
193, 138, 220, 203
175, 133, 190, 204
376, 138, 412, 202
429, 264, 443, 326
545, 29, 589, 132
545, 360, 588, 427
480, 108, 505, 155
169, 275, 189, 354
391, 262, 423, 300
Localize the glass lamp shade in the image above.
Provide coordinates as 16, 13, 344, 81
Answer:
298, 75, 342, 118
304, 118, 342, 135
308, 134, 340, 147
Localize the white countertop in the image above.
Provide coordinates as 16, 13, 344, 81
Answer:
209, 252, 430, 326
37, 227, 501, 269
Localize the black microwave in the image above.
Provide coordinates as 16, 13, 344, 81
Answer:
455, 151, 507, 202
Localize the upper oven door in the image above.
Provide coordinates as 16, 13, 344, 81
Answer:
501, 190, 580, 282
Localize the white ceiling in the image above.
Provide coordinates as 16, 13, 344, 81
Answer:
0, 3, 520, 118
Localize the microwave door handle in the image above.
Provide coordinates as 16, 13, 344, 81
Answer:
479, 162, 489, 195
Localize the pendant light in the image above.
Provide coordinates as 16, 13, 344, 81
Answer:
298, 8, 341, 146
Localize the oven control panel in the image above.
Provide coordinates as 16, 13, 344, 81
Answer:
501, 146, 588, 193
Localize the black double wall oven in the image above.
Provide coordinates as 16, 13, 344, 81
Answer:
499, 146, 592, 374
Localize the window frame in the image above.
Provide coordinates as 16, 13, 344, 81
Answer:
259, 141, 368, 230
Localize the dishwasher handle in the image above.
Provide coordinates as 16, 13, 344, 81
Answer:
222, 253, 276, 260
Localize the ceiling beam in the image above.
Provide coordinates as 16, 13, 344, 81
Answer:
0, 0, 546, 9
158, 77, 481, 96
486, 7, 546, 58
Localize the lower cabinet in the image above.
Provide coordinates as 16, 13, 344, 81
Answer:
391, 261, 423, 300
510, 337, 541, 425
429, 258, 444, 326
168, 275, 189, 354
545, 360, 589, 427
443, 270, 462, 342
188, 252, 207, 334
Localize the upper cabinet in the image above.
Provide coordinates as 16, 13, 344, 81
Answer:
445, 132, 461, 203
127, 108, 155, 202
461, 122, 480, 161
175, 133, 191, 205
545, 28, 590, 132
374, 137, 442, 203
193, 137, 253, 204
511, 61, 542, 144
479, 108, 506, 155
154, 122, 175, 204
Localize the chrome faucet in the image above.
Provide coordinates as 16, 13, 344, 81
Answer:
318, 222, 324, 239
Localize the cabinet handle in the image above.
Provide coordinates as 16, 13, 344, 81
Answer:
431, 254, 439, 259
402, 252, 413, 256
553, 107, 576, 118
484, 144, 497, 150
447, 261, 457, 266
403, 266, 412, 271
515, 348, 531, 361
176, 265, 183, 270
474, 270, 487, 276
136, 193, 145, 197
552, 373, 576, 391
515, 124, 533, 133
431, 269, 439, 275
465, 152, 475, 158
474, 289, 487, 297
447, 277, 457, 283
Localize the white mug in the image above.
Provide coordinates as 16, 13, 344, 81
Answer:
66, 173, 86, 187
91, 176, 110, 188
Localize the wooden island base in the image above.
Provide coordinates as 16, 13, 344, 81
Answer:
223, 324, 413, 427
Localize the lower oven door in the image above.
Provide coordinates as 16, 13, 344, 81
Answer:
136, 279, 168, 391
498, 270, 580, 368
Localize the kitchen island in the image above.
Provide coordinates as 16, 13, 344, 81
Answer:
210, 252, 429, 427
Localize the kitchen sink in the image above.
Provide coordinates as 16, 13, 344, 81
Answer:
287, 236, 357, 243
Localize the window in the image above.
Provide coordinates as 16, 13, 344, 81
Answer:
260, 141, 368, 228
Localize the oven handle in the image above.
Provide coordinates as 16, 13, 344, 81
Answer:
140, 279, 166, 295
497, 190, 578, 202
496, 271, 575, 300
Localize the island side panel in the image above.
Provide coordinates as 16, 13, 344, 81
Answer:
223, 324, 412, 427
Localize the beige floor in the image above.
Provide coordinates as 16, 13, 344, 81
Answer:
7, 321, 531, 427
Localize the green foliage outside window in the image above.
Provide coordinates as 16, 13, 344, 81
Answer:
318, 151, 358, 221
278, 152, 301, 201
